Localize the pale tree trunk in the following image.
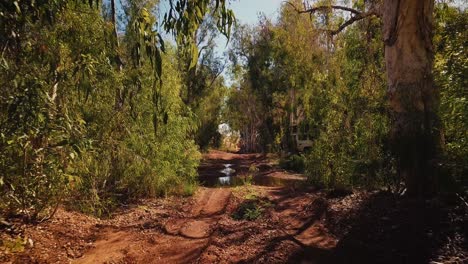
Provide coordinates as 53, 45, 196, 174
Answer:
295, 0, 442, 195
383, 0, 441, 196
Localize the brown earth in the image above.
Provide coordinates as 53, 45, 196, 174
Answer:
1, 150, 466, 263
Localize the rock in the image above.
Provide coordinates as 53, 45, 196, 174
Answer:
180, 220, 212, 239
27, 238, 34, 248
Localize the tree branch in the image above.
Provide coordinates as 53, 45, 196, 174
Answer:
285, 1, 381, 35
285, 2, 362, 15
207, 61, 227, 90
330, 10, 379, 35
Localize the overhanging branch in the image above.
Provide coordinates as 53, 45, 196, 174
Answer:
285, 2, 362, 15
285, 1, 381, 35
330, 10, 379, 35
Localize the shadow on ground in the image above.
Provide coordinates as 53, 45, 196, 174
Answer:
280, 191, 467, 264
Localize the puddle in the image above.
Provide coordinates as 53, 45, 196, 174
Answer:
199, 163, 305, 188
218, 176, 231, 185
220, 164, 236, 176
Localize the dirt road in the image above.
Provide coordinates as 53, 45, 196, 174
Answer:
2, 150, 465, 263
73, 187, 233, 264
72, 150, 335, 263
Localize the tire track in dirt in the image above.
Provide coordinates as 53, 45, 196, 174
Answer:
74, 188, 232, 264
164, 188, 232, 239
192, 188, 232, 216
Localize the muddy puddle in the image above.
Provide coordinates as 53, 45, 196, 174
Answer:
199, 163, 306, 188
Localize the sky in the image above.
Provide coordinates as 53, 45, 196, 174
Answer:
229, 0, 283, 25
155, 0, 284, 51
216, 0, 283, 46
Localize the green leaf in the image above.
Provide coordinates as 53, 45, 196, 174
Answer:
155, 48, 162, 79
157, 33, 166, 52
13, 1, 21, 14
189, 44, 198, 69
38, 113, 45, 123
195, 6, 203, 19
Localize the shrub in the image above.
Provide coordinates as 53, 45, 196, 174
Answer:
232, 196, 271, 221
279, 154, 305, 173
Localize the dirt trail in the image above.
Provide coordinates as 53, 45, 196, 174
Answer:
74, 188, 232, 264
191, 188, 232, 216
2, 150, 338, 264
5, 150, 462, 263
164, 188, 231, 239
71, 150, 335, 264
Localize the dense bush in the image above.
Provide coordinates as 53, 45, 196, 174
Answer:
303, 19, 394, 189
227, 2, 395, 189
434, 5, 468, 190
279, 154, 305, 173
227, 2, 466, 192
0, 2, 101, 220
0, 2, 211, 218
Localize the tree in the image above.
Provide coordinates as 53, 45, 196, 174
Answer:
383, 0, 440, 196
433, 4, 467, 188
177, 13, 228, 150
290, 0, 441, 196
0, 0, 235, 219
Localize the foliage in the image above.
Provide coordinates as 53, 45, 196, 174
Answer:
279, 154, 305, 173
0, 1, 99, 220
0, 0, 234, 219
226, 1, 393, 189
225, 1, 466, 192
434, 4, 468, 188
175, 13, 229, 151
304, 15, 394, 189
232, 196, 271, 221
0, 0, 466, 221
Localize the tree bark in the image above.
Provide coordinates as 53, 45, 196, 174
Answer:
383, 0, 441, 197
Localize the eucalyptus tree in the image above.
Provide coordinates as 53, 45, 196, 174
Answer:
289, 0, 442, 196
0, 0, 235, 220
176, 12, 228, 150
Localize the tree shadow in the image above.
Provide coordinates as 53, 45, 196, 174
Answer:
237, 188, 332, 263
237, 190, 466, 263
325, 192, 467, 264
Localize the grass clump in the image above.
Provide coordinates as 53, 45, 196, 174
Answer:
232, 196, 272, 221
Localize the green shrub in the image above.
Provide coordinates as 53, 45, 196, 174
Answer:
434, 5, 468, 188
279, 154, 305, 173
0, 4, 202, 219
232, 197, 271, 221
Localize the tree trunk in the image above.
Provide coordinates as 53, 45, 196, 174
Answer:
383, 0, 441, 196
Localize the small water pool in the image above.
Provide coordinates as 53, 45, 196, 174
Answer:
198, 163, 305, 188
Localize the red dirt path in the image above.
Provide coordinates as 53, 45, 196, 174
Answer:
1, 150, 466, 263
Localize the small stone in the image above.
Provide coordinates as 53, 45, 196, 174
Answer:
27, 238, 34, 248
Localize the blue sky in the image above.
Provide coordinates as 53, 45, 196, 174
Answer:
229, 0, 283, 25
216, 0, 283, 46
156, 0, 283, 47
